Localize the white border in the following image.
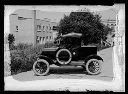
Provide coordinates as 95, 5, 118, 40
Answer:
4, 5, 125, 91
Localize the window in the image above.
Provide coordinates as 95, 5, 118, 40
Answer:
46, 36, 48, 41
111, 27, 114, 30
43, 26, 45, 32
36, 36, 40, 43
40, 37, 42, 44
52, 26, 57, 30
43, 26, 45, 30
37, 25, 41, 32
43, 37, 45, 41
49, 36, 52, 41
16, 26, 18, 32
40, 37, 42, 41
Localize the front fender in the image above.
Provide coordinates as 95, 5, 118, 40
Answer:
38, 55, 54, 64
84, 54, 103, 63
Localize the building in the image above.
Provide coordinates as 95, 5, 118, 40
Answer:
10, 9, 58, 45
97, 8, 118, 30
101, 19, 116, 30
36, 18, 58, 44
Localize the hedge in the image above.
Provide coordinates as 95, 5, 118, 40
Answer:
10, 43, 55, 75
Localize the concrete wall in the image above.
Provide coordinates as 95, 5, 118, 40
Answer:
17, 18, 34, 44
10, 10, 35, 44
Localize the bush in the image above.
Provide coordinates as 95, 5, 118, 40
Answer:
16, 43, 32, 50
10, 42, 58, 75
9, 44, 15, 50
9, 43, 33, 51
44, 42, 56, 48
10, 44, 45, 75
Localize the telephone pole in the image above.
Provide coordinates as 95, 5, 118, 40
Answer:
33, 10, 37, 45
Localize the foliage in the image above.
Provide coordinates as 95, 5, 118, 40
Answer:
58, 11, 113, 45
8, 34, 15, 50
10, 44, 44, 74
8, 34, 15, 44
10, 42, 56, 75
44, 42, 56, 48
15, 43, 33, 50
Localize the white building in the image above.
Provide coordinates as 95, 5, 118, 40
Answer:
10, 9, 58, 45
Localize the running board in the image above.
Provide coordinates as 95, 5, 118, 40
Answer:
69, 61, 85, 66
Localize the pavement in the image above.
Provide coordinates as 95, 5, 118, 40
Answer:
11, 47, 114, 81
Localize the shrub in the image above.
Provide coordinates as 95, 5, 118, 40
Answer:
9, 43, 33, 51
15, 43, 33, 50
9, 44, 16, 50
10, 44, 45, 75
44, 42, 56, 48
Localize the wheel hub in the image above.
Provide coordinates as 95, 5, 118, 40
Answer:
88, 61, 100, 73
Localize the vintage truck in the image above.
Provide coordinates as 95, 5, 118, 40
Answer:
33, 32, 103, 76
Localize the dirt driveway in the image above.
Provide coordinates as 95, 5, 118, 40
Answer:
12, 47, 114, 81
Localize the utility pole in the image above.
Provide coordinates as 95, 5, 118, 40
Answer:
33, 10, 37, 45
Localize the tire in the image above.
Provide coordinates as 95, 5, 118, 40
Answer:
56, 49, 72, 65
33, 59, 50, 76
85, 59, 102, 75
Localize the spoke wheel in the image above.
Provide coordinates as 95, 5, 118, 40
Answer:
85, 59, 102, 75
56, 49, 72, 65
33, 59, 49, 76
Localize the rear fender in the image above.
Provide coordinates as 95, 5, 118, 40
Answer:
84, 54, 103, 63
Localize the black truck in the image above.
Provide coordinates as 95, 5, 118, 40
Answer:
33, 33, 103, 76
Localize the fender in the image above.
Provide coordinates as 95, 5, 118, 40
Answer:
38, 55, 54, 64
84, 54, 103, 63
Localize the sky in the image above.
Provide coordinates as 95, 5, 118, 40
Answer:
13, 9, 70, 22
96, 8, 118, 20
11, 5, 119, 23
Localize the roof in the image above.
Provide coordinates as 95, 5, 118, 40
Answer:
62, 32, 82, 38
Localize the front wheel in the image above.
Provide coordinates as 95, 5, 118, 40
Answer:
33, 59, 50, 76
85, 59, 102, 75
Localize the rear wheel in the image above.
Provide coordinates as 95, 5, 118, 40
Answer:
33, 59, 50, 76
85, 59, 102, 75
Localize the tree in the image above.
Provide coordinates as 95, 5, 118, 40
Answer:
8, 34, 15, 50
57, 10, 112, 45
